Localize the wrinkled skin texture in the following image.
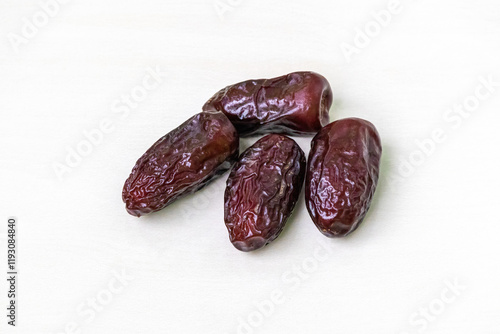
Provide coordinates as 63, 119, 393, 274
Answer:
305, 118, 382, 237
203, 71, 333, 137
224, 134, 306, 251
123, 111, 239, 217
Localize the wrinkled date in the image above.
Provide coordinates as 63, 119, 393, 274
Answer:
123, 111, 239, 217
203, 71, 333, 137
224, 134, 306, 251
305, 118, 382, 237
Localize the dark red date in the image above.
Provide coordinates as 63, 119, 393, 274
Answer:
224, 134, 306, 251
203, 71, 333, 137
305, 118, 382, 237
123, 111, 239, 217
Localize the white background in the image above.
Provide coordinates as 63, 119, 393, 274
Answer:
1, 0, 500, 333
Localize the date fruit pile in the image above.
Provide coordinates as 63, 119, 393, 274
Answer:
122, 71, 382, 252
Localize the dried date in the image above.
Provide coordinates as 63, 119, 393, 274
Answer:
224, 134, 306, 251
305, 118, 382, 237
122, 111, 239, 217
203, 71, 333, 136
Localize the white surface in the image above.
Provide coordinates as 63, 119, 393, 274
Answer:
1, 0, 500, 333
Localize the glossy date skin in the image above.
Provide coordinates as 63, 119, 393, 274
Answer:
203, 71, 333, 137
123, 111, 239, 217
224, 134, 306, 251
305, 118, 382, 237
